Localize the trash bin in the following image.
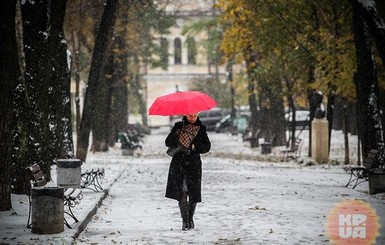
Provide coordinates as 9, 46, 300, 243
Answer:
369, 173, 385, 195
31, 187, 64, 234
261, 142, 272, 154
250, 138, 259, 148
122, 148, 135, 156
56, 159, 82, 188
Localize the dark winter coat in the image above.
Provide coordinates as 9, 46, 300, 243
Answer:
165, 117, 211, 203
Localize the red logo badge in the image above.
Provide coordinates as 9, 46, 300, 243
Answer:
325, 199, 381, 245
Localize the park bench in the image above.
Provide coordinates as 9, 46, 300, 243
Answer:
26, 163, 83, 229
81, 168, 105, 192
63, 188, 83, 228
344, 149, 379, 189
118, 132, 142, 151
280, 138, 303, 160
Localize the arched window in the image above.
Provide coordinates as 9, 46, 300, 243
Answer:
186, 37, 197, 65
160, 38, 168, 65
174, 38, 182, 64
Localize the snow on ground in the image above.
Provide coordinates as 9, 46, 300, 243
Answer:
0, 127, 384, 245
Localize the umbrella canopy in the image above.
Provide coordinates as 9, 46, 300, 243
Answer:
148, 91, 218, 116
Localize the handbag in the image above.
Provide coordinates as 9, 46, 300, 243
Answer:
166, 145, 183, 157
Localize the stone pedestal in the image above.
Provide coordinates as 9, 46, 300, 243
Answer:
31, 187, 64, 234
311, 118, 329, 163
56, 159, 82, 188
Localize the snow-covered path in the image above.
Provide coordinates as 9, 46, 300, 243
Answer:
74, 128, 385, 244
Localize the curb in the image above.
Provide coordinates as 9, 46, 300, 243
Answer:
69, 165, 128, 244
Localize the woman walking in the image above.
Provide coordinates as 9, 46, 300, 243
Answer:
165, 114, 211, 230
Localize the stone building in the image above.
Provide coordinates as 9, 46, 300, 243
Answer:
144, 0, 227, 126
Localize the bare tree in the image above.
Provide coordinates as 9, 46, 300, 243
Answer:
76, 0, 118, 161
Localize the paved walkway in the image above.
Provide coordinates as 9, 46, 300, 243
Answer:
0, 128, 384, 245
73, 149, 385, 244
78, 128, 385, 244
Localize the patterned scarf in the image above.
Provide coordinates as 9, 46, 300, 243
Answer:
177, 123, 200, 148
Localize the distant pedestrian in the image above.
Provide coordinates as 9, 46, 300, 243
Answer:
165, 114, 211, 230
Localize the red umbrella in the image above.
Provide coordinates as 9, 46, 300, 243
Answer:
148, 91, 218, 116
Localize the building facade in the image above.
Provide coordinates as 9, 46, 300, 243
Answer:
144, 0, 227, 126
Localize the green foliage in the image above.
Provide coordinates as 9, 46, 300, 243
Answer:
188, 77, 232, 109
216, 0, 358, 104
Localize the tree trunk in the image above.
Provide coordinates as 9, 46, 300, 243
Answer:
71, 30, 81, 133
21, 0, 71, 179
348, 101, 358, 135
108, 32, 129, 146
50, 0, 74, 158
76, 0, 117, 161
131, 59, 147, 128
109, 85, 128, 146
331, 95, 344, 130
308, 90, 324, 157
326, 91, 335, 155
243, 46, 260, 146
258, 83, 285, 146
285, 77, 296, 148
349, 0, 385, 66
351, 2, 385, 161
21, 0, 49, 179
343, 102, 350, 165
0, 0, 19, 211
269, 88, 286, 146
11, 1, 29, 195
92, 54, 113, 152
380, 88, 385, 133
306, 66, 316, 157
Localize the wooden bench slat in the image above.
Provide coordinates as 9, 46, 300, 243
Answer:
33, 179, 47, 187
32, 171, 44, 180
280, 138, 302, 160
64, 188, 82, 199
64, 188, 74, 196
27, 164, 41, 173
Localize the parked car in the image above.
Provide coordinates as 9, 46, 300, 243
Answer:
215, 114, 249, 134
285, 110, 310, 129
169, 107, 230, 131
199, 107, 231, 131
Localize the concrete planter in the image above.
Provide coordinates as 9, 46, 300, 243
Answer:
31, 187, 64, 234
56, 159, 82, 188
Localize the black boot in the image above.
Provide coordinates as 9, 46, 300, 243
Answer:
178, 202, 190, 230
189, 202, 197, 229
